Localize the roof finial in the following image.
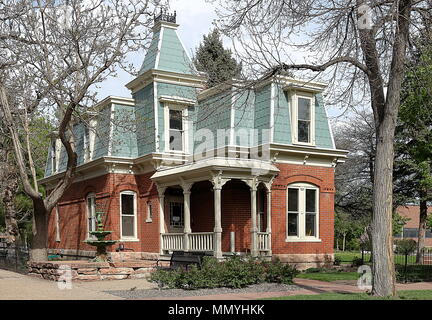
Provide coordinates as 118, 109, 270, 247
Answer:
154, 8, 177, 24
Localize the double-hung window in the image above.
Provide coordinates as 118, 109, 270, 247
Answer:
86, 193, 96, 239
51, 140, 58, 173
292, 93, 315, 145
120, 191, 137, 240
287, 183, 320, 241
169, 109, 184, 151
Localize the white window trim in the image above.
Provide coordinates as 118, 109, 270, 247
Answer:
86, 193, 96, 240
119, 190, 139, 241
55, 206, 61, 242
164, 104, 189, 154
146, 201, 153, 223
291, 91, 316, 146
52, 138, 60, 174
286, 182, 320, 242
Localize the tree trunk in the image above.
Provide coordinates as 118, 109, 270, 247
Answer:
342, 233, 346, 251
416, 197, 427, 264
2, 183, 20, 243
30, 199, 48, 261
371, 117, 396, 297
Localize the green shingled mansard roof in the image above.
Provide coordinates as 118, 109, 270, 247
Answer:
139, 23, 195, 75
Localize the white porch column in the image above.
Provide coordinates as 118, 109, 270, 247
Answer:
157, 185, 166, 254
213, 186, 222, 259
181, 182, 193, 252
211, 174, 228, 259
250, 181, 258, 257
266, 188, 272, 255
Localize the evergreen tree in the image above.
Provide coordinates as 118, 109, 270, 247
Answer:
194, 29, 242, 88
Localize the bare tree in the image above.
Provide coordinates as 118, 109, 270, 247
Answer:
0, 0, 162, 261
214, 0, 432, 296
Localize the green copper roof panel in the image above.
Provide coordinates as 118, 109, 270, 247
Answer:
111, 104, 138, 158
139, 30, 160, 75
157, 28, 194, 75
314, 93, 334, 149
134, 83, 156, 156
273, 85, 292, 144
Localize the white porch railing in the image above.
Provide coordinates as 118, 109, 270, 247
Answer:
161, 232, 214, 252
189, 232, 214, 252
161, 233, 184, 251
257, 232, 270, 251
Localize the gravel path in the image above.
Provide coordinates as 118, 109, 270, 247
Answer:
105, 282, 301, 299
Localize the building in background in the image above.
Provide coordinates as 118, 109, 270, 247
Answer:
395, 205, 432, 247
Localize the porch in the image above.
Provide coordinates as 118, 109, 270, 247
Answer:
152, 158, 279, 258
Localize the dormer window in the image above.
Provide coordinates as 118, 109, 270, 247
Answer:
51, 140, 58, 173
291, 92, 315, 145
164, 104, 189, 153
169, 109, 183, 151
298, 98, 311, 143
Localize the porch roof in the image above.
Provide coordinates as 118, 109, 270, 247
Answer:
150, 157, 279, 185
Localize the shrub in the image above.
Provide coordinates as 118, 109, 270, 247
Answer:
263, 258, 299, 284
149, 255, 298, 290
351, 257, 364, 267
333, 256, 342, 266
304, 267, 325, 273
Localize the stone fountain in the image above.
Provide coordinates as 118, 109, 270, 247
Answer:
84, 209, 117, 262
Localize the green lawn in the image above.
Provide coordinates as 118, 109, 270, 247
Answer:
266, 290, 432, 300
296, 271, 360, 282
334, 250, 371, 264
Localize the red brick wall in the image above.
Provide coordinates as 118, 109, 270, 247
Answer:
48, 162, 335, 257
47, 172, 160, 254
271, 163, 335, 255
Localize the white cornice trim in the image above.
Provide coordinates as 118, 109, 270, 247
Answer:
93, 96, 135, 110
125, 69, 205, 93
159, 95, 197, 106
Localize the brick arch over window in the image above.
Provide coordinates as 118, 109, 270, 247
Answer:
281, 174, 323, 188
113, 183, 140, 195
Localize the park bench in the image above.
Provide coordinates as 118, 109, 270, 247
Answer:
156, 251, 209, 271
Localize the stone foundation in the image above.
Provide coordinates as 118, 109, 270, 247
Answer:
273, 253, 334, 270
27, 260, 168, 281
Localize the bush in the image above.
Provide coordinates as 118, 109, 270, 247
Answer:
263, 258, 298, 284
149, 255, 298, 290
333, 256, 342, 266
351, 257, 364, 267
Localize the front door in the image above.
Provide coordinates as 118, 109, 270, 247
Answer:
168, 196, 184, 233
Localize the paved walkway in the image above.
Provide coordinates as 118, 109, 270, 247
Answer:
0, 268, 155, 300
0, 268, 431, 300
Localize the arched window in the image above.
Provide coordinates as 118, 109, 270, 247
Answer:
287, 183, 320, 241
120, 191, 138, 240
86, 193, 96, 239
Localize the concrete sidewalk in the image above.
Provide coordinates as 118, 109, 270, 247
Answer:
0, 268, 156, 300
1, 268, 431, 300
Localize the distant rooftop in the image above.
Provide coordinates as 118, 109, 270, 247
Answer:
154, 9, 176, 24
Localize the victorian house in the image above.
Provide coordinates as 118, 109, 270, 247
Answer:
41, 13, 348, 268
